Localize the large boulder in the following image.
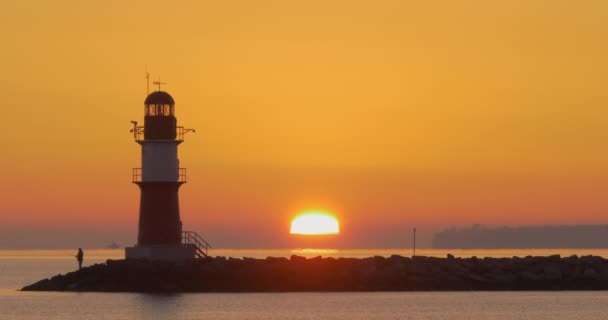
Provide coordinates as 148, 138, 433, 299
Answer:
543, 264, 562, 280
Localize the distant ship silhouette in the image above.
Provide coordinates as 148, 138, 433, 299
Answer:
106, 241, 121, 249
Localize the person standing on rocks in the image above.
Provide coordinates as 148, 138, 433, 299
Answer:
76, 248, 84, 270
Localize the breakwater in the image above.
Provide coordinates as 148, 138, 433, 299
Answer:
22, 254, 608, 292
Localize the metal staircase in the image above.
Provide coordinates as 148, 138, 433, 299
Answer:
182, 231, 211, 258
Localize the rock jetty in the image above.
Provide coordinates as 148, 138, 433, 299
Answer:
22, 254, 608, 292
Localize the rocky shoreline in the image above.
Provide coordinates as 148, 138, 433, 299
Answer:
21, 254, 608, 292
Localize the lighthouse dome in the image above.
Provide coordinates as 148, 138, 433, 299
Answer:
144, 91, 175, 105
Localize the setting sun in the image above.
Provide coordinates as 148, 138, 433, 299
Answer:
290, 212, 340, 235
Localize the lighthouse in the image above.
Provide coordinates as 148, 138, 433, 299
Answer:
125, 87, 209, 260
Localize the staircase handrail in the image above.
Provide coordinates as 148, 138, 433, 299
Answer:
182, 231, 211, 257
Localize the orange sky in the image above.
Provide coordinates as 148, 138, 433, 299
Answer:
1, 1, 607, 248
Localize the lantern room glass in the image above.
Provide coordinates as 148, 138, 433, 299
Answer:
145, 104, 174, 116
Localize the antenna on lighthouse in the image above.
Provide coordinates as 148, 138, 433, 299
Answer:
153, 77, 167, 92
145, 66, 150, 95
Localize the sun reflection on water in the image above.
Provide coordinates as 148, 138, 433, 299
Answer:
291, 248, 339, 256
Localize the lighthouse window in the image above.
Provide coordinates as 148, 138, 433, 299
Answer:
146, 104, 155, 116
145, 104, 174, 116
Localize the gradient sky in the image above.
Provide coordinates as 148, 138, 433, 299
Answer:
1, 0, 607, 248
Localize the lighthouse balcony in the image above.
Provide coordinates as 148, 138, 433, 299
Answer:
132, 168, 187, 183
132, 126, 194, 142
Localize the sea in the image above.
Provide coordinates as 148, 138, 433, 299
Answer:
2, 248, 608, 320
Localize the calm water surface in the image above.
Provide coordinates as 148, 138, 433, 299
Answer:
2, 249, 608, 320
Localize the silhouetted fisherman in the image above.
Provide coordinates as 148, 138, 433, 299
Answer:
76, 248, 84, 270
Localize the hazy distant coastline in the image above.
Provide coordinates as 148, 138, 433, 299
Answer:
433, 225, 608, 249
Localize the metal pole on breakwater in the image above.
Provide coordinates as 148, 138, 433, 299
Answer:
413, 227, 416, 257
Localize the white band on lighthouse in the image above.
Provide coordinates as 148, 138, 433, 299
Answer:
141, 141, 179, 182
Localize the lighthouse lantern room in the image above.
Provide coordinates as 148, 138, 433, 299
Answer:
125, 88, 208, 261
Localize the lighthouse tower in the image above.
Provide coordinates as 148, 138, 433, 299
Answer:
125, 88, 206, 260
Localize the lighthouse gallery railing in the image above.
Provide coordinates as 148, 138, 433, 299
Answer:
132, 168, 187, 183
132, 126, 193, 142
